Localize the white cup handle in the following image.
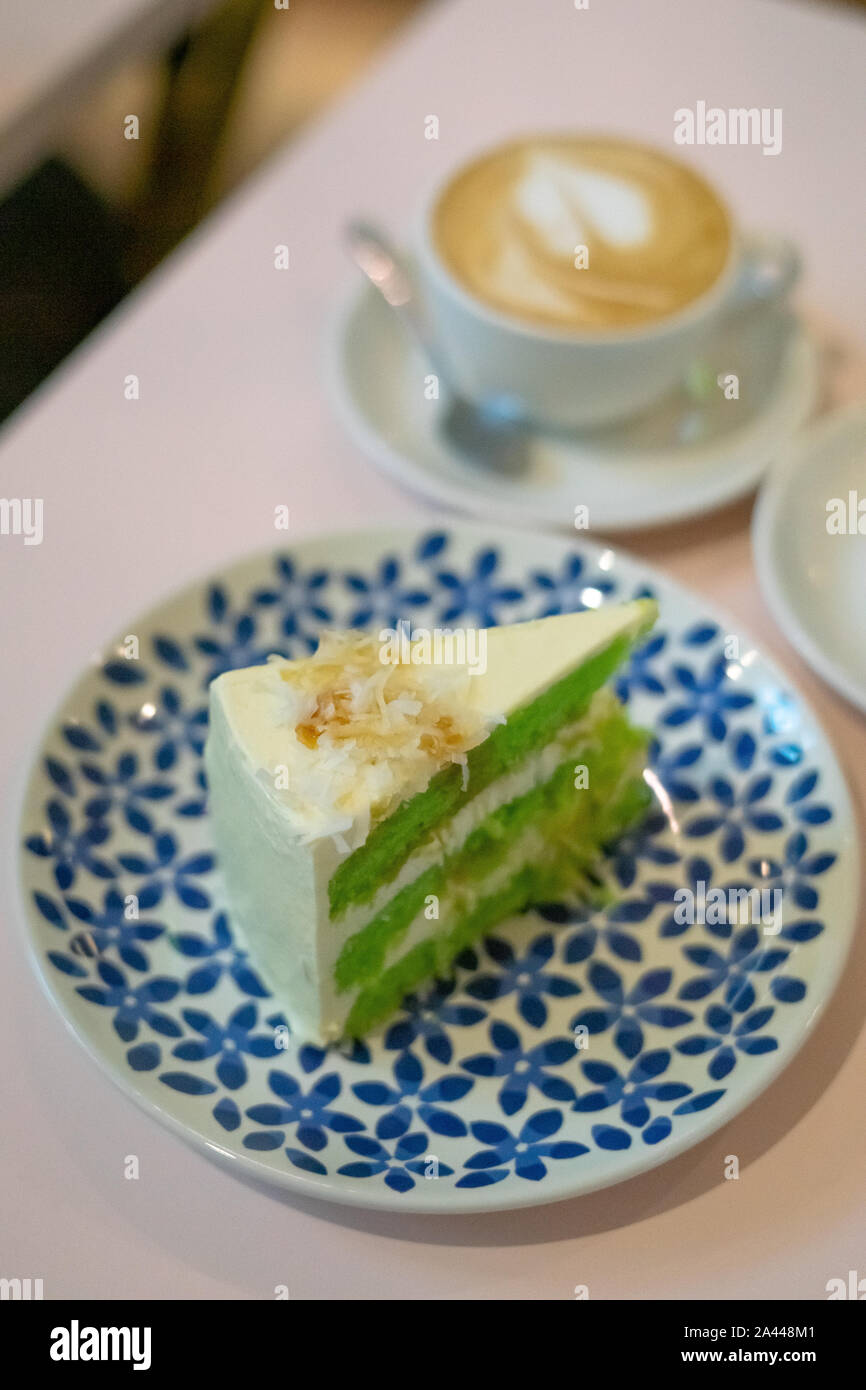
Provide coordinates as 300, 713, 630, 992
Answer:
729, 233, 801, 315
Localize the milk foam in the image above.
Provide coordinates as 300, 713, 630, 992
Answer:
433, 138, 731, 331
515, 154, 652, 257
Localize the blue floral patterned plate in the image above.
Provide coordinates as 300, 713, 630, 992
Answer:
18, 525, 859, 1212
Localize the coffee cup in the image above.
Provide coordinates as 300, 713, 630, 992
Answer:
414, 135, 799, 431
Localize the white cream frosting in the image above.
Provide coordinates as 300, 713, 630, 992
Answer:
214, 631, 495, 849
211, 603, 649, 850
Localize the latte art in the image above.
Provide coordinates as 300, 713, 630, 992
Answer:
433, 138, 731, 331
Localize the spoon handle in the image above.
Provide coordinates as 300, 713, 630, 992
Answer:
345, 219, 447, 377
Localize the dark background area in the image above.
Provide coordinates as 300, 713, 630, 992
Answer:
0, 0, 420, 425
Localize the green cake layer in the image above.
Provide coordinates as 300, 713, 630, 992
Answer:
328, 626, 650, 920
334, 704, 647, 994
344, 773, 651, 1037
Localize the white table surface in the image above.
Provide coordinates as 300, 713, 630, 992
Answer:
1, 0, 865, 1301
0, 0, 218, 193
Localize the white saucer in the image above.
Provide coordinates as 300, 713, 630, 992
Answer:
753, 402, 866, 714
328, 279, 819, 533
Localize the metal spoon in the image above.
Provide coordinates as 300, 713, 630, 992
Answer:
345, 219, 532, 476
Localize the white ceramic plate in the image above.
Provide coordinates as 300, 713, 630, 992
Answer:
328, 281, 819, 533
753, 402, 866, 714
18, 524, 858, 1212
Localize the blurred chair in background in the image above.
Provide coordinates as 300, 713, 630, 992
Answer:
127, 0, 266, 279
0, 0, 419, 425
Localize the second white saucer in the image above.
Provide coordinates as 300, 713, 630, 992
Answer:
753, 401, 866, 715
328, 280, 819, 533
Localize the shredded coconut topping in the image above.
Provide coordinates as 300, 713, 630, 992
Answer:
265, 631, 494, 848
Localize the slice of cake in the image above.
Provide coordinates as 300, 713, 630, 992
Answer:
205, 599, 657, 1044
